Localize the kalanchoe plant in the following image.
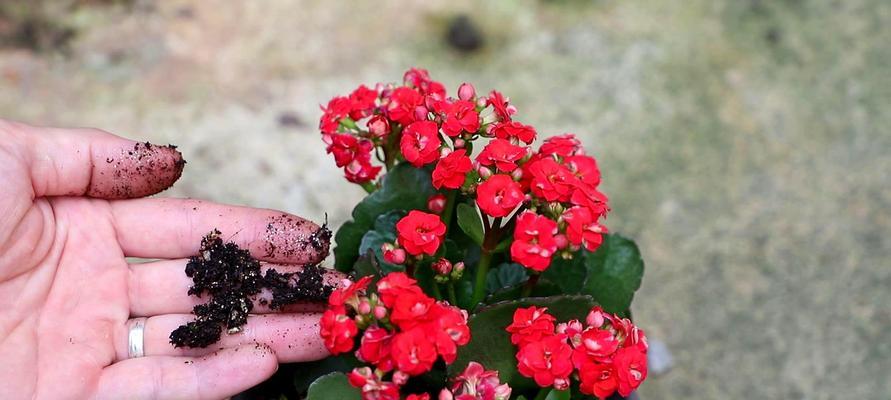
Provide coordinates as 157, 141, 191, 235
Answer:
305, 68, 648, 400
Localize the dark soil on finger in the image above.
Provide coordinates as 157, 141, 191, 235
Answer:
170, 229, 334, 348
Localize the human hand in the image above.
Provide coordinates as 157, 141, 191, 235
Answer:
0, 119, 339, 399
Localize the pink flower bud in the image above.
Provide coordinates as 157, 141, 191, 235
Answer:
366, 115, 390, 138
553, 377, 570, 391
478, 166, 493, 179
427, 194, 447, 214
554, 234, 569, 249
392, 370, 409, 386
374, 305, 388, 319
454, 138, 466, 149
432, 258, 453, 275
510, 168, 523, 181
414, 106, 429, 121
382, 244, 406, 265
440, 146, 453, 158
452, 261, 465, 274
586, 307, 606, 328
506, 105, 518, 116
438, 389, 454, 400
458, 83, 476, 101
476, 97, 487, 108
357, 299, 372, 315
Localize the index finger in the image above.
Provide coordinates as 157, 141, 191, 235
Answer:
111, 198, 331, 264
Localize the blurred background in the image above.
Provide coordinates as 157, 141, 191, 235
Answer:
1, 0, 889, 398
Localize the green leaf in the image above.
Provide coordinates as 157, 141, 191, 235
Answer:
449, 295, 598, 391
305, 372, 361, 400
334, 164, 436, 270
456, 202, 485, 245
542, 255, 587, 294
546, 388, 571, 400
292, 355, 361, 394
486, 263, 528, 294
582, 234, 645, 315
353, 251, 382, 279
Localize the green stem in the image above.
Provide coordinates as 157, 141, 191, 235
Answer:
521, 272, 540, 298
470, 250, 493, 307
440, 190, 458, 230
431, 282, 444, 301
447, 282, 458, 305
360, 181, 376, 193
532, 388, 550, 400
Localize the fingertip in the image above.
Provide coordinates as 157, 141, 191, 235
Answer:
87, 142, 186, 199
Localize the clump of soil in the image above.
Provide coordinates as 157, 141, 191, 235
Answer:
170, 229, 334, 348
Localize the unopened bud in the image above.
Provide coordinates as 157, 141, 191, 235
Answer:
374, 305, 388, 320
510, 168, 523, 181
458, 83, 476, 101
586, 307, 606, 328
366, 115, 390, 138
476, 97, 487, 108
439, 388, 455, 400
427, 194, 447, 214
382, 244, 406, 265
440, 146, 453, 158
392, 370, 409, 386
506, 104, 518, 116
478, 166, 493, 179
357, 299, 372, 315
554, 234, 569, 249
450, 262, 465, 280
432, 258, 453, 275
414, 106, 429, 121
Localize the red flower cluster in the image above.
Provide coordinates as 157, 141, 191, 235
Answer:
320, 273, 470, 400
506, 306, 648, 399
318, 68, 609, 272
382, 211, 447, 265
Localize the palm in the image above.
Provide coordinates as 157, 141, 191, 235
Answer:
0, 120, 335, 399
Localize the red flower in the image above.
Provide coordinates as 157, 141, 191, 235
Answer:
428, 303, 471, 364
391, 327, 439, 376
328, 276, 372, 307
406, 394, 430, 400
377, 272, 420, 307
570, 183, 609, 219
324, 133, 366, 167
349, 85, 378, 120
527, 158, 577, 202
476, 139, 526, 172
613, 346, 648, 397
432, 149, 472, 189
571, 327, 620, 366
386, 87, 425, 125
442, 100, 481, 137
348, 367, 401, 400
389, 288, 435, 330
403, 67, 446, 97
515, 334, 574, 389
510, 212, 559, 271
344, 157, 382, 183
450, 361, 512, 400
366, 114, 391, 139
562, 206, 606, 252
476, 174, 524, 217
401, 120, 442, 167
578, 361, 619, 400
395, 210, 447, 256
491, 121, 537, 144
539, 134, 582, 158
320, 96, 352, 134
357, 326, 395, 371
487, 90, 514, 121
566, 154, 601, 187
505, 306, 557, 347
319, 306, 358, 355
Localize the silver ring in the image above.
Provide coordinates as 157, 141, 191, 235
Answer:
127, 317, 147, 359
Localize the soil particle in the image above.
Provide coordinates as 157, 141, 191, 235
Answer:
170, 229, 335, 348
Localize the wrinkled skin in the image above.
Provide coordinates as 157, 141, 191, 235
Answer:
0, 120, 339, 399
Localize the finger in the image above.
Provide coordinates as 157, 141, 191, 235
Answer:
97, 344, 278, 400
117, 314, 328, 363
2, 120, 185, 199
110, 198, 331, 263
128, 259, 346, 316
